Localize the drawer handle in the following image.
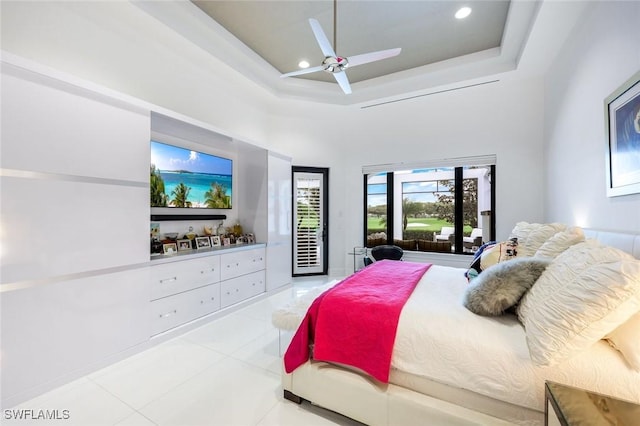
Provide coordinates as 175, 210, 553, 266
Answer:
200, 296, 216, 304
235, 289, 239, 292
159, 309, 177, 319
159, 277, 177, 284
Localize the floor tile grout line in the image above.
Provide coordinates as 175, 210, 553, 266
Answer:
131, 356, 282, 425
252, 396, 285, 426
191, 310, 285, 376
128, 355, 255, 421
86, 377, 159, 426
212, 332, 282, 376
8, 281, 319, 424
87, 349, 233, 419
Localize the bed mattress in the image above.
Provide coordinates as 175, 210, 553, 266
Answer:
392, 264, 640, 412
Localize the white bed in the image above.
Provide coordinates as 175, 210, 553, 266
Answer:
282, 228, 640, 426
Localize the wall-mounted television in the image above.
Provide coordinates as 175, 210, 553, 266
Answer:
150, 140, 233, 210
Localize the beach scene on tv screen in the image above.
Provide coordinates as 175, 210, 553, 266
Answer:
150, 140, 232, 209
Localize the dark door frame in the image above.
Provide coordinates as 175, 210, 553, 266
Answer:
292, 166, 329, 276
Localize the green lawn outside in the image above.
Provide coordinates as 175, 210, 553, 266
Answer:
297, 217, 319, 228
367, 217, 472, 235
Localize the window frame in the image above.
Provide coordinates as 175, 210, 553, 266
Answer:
363, 158, 496, 255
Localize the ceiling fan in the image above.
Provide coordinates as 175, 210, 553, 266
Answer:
280, 1, 401, 95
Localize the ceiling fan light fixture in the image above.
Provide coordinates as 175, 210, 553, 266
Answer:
280, 7, 401, 94
455, 7, 472, 19
298, 60, 310, 69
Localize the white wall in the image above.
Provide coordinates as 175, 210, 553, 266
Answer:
1, 62, 153, 407
0, 1, 274, 145
544, 1, 640, 232
268, 77, 546, 274
0, 1, 547, 278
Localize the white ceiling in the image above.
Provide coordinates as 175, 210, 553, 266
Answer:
132, 1, 581, 106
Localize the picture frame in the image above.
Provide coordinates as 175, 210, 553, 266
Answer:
247, 233, 255, 244
195, 236, 211, 249
150, 222, 160, 240
163, 243, 177, 255
605, 70, 640, 197
222, 237, 231, 246
177, 239, 192, 251
211, 235, 221, 247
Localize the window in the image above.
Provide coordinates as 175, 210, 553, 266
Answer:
363, 157, 495, 255
365, 173, 388, 247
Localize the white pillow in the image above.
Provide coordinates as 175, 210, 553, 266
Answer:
605, 311, 640, 371
534, 227, 585, 259
517, 240, 640, 366
510, 222, 566, 257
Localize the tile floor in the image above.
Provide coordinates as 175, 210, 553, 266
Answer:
4, 276, 363, 426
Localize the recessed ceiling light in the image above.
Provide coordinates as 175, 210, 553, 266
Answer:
455, 7, 472, 19
298, 60, 310, 69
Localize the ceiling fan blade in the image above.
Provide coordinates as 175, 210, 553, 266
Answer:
281, 65, 325, 78
333, 72, 352, 95
347, 48, 402, 68
308, 18, 337, 58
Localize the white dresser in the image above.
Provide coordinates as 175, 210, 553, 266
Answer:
149, 244, 265, 336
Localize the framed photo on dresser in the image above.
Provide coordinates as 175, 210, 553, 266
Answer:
162, 243, 177, 255
177, 239, 192, 251
195, 236, 211, 249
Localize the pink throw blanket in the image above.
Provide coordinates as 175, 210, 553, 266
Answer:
284, 260, 432, 382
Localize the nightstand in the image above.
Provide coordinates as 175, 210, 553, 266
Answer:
545, 381, 640, 426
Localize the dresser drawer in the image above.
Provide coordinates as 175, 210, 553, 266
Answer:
150, 256, 220, 300
189, 282, 221, 320
149, 292, 190, 336
220, 270, 265, 308
220, 248, 265, 280
149, 283, 221, 336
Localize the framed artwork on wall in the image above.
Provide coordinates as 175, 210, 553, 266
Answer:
605, 70, 640, 197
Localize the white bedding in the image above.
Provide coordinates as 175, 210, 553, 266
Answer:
392, 264, 640, 412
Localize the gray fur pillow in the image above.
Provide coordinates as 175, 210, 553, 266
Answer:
463, 258, 550, 316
